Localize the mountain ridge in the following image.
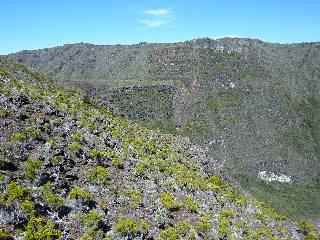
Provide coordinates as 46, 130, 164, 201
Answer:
5, 37, 320, 220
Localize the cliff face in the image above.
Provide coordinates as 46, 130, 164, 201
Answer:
2, 60, 318, 239
6, 38, 320, 219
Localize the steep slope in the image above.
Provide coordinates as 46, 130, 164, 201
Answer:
5, 38, 320, 219
1, 60, 318, 239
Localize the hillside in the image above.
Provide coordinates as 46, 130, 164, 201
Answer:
6, 38, 320, 220
1, 59, 319, 239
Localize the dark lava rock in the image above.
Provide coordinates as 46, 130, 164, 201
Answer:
57, 205, 72, 218
34, 203, 50, 216
37, 173, 54, 186
0, 160, 18, 172
98, 219, 112, 233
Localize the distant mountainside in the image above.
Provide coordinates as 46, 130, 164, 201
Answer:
6, 38, 320, 219
2, 59, 318, 239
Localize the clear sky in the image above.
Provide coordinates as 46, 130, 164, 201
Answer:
1, 0, 320, 54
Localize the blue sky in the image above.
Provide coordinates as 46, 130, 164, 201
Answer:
1, 0, 319, 54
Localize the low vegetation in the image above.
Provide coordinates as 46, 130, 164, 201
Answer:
0, 59, 317, 239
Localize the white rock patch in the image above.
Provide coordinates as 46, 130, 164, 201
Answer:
258, 171, 292, 183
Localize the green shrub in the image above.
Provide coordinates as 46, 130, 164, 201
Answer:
69, 142, 82, 152
25, 159, 42, 180
25, 217, 62, 240
145, 140, 157, 154
195, 215, 211, 233
50, 156, 64, 166
126, 190, 142, 208
159, 227, 179, 240
218, 210, 234, 238
89, 148, 102, 159
71, 131, 82, 142
87, 166, 109, 184
208, 175, 222, 186
21, 200, 35, 216
184, 195, 199, 213
0, 68, 10, 77
81, 209, 103, 229
160, 192, 180, 211
25, 127, 42, 139
69, 186, 92, 200
138, 219, 150, 234
115, 218, 138, 236
0, 107, 10, 118
11, 132, 27, 142
0, 229, 13, 238
134, 162, 148, 174
298, 221, 319, 240
7, 181, 26, 202
176, 221, 192, 237
112, 158, 124, 169
42, 183, 64, 206
220, 209, 235, 218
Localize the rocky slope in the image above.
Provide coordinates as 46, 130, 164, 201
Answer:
6, 38, 320, 219
6, 38, 320, 182
1, 60, 319, 239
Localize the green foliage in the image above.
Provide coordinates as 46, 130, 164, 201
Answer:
238, 175, 320, 219
25, 217, 62, 240
7, 181, 27, 202
159, 227, 179, 240
134, 161, 148, 174
179, 120, 210, 139
173, 166, 207, 191
176, 221, 192, 237
138, 219, 150, 234
115, 218, 138, 236
14, 63, 46, 82
298, 221, 319, 240
89, 148, 105, 159
220, 208, 235, 218
285, 96, 320, 159
160, 192, 180, 211
207, 91, 240, 111
25, 159, 42, 180
126, 189, 142, 208
87, 166, 109, 184
71, 131, 82, 142
217, 209, 235, 238
145, 139, 157, 154
111, 157, 124, 169
69, 186, 92, 200
69, 142, 82, 152
141, 119, 178, 135
0, 229, 13, 238
195, 215, 211, 233
0, 174, 4, 182
11, 132, 27, 142
207, 175, 223, 191
42, 183, 64, 206
245, 226, 276, 240
21, 200, 35, 216
81, 209, 103, 229
0, 68, 10, 77
208, 175, 222, 186
0, 107, 11, 118
50, 156, 64, 166
184, 195, 199, 213
25, 126, 42, 139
